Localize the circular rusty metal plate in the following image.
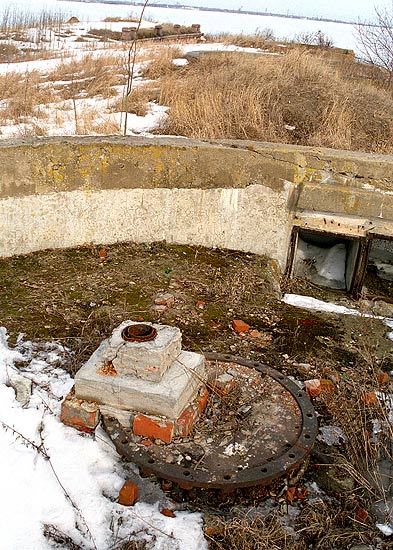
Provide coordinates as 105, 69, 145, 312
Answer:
121, 323, 158, 342
102, 353, 318, 490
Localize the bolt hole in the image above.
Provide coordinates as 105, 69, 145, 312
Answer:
304, 434, 311, 439
223, 475, 231, 480
224, 355, 232, 360
289, 453, 296, 459
306, 413, 313, 418
253, 361, 260, 367
184, 470, 191, 477
298, 392, 304, 398
285, 443, 291, 449
148, 458, 154, 464
294, 425, 300, 429
261, 467, 268, 473
121, 438, 128, 444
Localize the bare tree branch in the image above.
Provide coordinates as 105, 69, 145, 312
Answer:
355, 3, 393, 83
123, 0, 150, 136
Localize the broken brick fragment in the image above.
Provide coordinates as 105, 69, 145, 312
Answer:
378, 371, 389, 385
175, 387, 209, 437
133, 414, 174, 444
320, 378, 336, 394
232, 319, 250, 333
363, 391, 378, 406
154, 293, 175, 307
304, 379, 322, 398
160, 508, 176, 517
210, 373, 236, 396
118, 480, 138, 506
195, 300, 205, 309
60, 391, 100, 433
196, 387, 209, 415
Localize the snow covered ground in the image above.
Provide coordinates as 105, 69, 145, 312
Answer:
0, 328, 207, 550
2, 0, 360, 51
283, 293, 393, 340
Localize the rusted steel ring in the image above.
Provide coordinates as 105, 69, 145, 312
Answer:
103, 353, 318, 490
121, 323, 158, 342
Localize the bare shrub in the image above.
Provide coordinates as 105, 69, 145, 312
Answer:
294, 30, 334, 48
355, 6, 393, 84
154, 48, 393, 153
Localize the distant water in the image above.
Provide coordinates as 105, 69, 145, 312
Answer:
140, 0, 374, 23
0, 0, 360, 52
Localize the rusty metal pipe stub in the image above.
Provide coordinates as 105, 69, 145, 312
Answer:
121, 323, 158, 342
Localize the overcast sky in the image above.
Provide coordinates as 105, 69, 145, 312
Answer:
158, 0, 389, 22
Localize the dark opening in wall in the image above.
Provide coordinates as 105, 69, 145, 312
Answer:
286, 227, 366, 295
363, 236, 393, 299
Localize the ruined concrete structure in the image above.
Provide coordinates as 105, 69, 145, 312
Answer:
0, 136, 392, 294
68, 321, 207, 443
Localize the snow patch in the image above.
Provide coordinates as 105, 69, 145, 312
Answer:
0, 328, 207, 550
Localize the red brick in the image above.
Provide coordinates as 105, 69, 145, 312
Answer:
176, 404, 198, 437
175, 387, 209, 437
304, 379, 322, 398
133, 414, 174, 444
378, 371, 389, 385
160, 508, 176, 517
320, 378, 336, 394
211, 373, 236, 396
232, 319, 250, 333
60, 392, 100, 433
196, 387, 209, 415
363, 391, 378, 406
118, 480, 138, 506
154, 293, 174, 307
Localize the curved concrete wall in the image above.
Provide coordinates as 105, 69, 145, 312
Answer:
0, 136, 392, 268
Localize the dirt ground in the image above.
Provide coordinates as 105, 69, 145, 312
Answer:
1, 241, 391, 374
1, 241, 393, 549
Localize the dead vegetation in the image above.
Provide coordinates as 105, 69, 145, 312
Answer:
0, 70, 55, 122
1, 242, 393, 547
140, 46, 182, 80
47, 54, 124, 99
152, 48, 393, 153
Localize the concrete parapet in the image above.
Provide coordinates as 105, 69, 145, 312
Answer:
0, 136, 392, 270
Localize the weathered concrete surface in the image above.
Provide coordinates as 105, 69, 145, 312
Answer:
104, 321, 181, 381
0, 136, 392, 268
75, 347, 206, 419
0, 184, 292, 268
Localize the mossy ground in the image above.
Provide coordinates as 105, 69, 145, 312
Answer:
1, 242, 393, 548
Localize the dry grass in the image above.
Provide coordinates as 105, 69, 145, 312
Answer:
219, 29, 276, 49
153, 48, 393, 153
0, 70, 55, 122
47, 54, 124, 99
111, 84, 157, 116
206, 512, 306, 550
140, 46, 183, 80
